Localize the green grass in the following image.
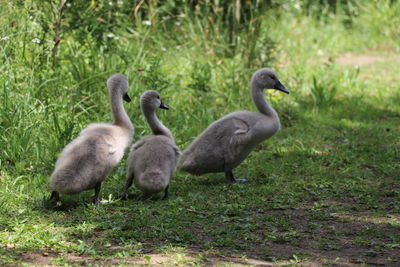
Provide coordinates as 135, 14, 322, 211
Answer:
1, 0, 399, 266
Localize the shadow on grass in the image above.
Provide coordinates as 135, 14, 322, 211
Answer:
38, 195, 400, 265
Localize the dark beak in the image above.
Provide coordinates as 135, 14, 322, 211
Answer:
123, 93, 131, 102
160, 101, 169, 110
274, 80, 289, 94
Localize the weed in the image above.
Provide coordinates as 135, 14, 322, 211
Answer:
310, 73, 339, 107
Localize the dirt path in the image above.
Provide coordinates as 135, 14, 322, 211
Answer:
20, 250, 295, 266
336, 53, 400, 66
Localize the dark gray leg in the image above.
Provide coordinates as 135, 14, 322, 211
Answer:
162, 185, 169, 200
121, 175, 134, 200
224, 170, 248, 183
93, 183, 102, 204
223, 160, 248, 183
49, 191, 60, 201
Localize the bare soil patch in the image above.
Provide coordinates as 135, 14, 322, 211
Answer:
18, 249, 295, 266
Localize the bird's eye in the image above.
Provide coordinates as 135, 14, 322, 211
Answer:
157, 96, 160, 99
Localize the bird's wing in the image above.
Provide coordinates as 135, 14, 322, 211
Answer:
132, 140, 145, 151
81, 125, 119, 155
220, 117, 252, 164
230, 118, 250, 144
173, 144, 182, 157
102, 135, 118, 154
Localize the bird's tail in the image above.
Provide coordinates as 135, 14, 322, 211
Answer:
137, 171, 168, 194
50, 169, 83, 195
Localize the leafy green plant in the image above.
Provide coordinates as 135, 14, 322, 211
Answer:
310, 73, 339, 107
138, 56, 170, 92
188, 62, 212, 93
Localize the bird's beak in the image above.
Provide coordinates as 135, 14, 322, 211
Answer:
160, 101, 169, 110
274, 80, 289, 94
123, 93, 131, 102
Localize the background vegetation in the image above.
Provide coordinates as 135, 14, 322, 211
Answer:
0, 0, 399, 265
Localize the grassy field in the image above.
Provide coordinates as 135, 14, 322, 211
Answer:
1, 1, 399, 266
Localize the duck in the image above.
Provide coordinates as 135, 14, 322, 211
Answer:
121, 90, 179, 199
49, 74, 134, 203
178, 68, 289, 183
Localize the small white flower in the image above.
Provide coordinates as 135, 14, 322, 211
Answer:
294, 3, 301, 9
161, 47, 167, 52
117, 0, 123, 5
106, 33, 120, 40
31, 38, 41, 44
142, 20, 151, 26
108, 1, 113, 6
1, 36, 10, 41
317, 49, 324, 56
175, 21, 181, 26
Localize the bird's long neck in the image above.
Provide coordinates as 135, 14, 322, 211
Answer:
110, 90, 133, 131
251, 85, 278, 118
143, 108, 173, 140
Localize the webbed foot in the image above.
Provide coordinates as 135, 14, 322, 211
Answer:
97, 200, 112, 204
224, 170, 249, 183
232, 178, 248, 183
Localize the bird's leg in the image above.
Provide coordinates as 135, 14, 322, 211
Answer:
49, 191, 60, 201
224, 170, 248, 183
121, 174, 134, 200
162, 185, 169, 200
93, 183, 102, 204
225, 169, 236, 183
223, 161, 248, 183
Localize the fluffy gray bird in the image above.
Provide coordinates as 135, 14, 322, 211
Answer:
178, 68, 289, 183
49, 74, 134, 204
121, 90, 179, 199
